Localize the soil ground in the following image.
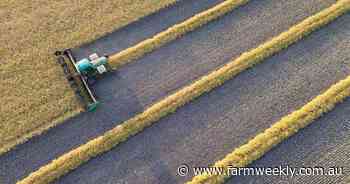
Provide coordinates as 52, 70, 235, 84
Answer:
2, 0, 349, 184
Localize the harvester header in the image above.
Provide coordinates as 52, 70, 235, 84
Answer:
55, 49, 112, 111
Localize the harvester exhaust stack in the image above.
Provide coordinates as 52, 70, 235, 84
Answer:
55, 49, 111, 111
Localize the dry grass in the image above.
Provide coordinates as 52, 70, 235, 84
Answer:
0, 0, 179, 155
187, 74, 350, 184
16, 1, 350, 183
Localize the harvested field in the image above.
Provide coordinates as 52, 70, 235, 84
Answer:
50, 10, 349, 184
1, 1, 348, 184
0, 0, 179, 154
1, 0, 349, 184
188, 61, 350, 183
228, 98, 350, 184
19, 1, 350, 183
106, 0, 250, 69
72, 0, 226, 60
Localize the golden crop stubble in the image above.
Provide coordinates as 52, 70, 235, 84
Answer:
17, 0, 350, 184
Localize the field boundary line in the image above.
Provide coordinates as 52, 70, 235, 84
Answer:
17, 1, 350, 184
108, 0, 251, 68
186, 74, 350, 184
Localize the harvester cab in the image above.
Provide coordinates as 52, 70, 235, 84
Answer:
76, 53, 109, 78
55, 49, 112, 111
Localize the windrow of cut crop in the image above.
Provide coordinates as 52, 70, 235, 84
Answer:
108, 0, 250, 68
186, 74, 350, 184
17, 1, 350, 184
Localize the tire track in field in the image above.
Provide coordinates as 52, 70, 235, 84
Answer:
54, 5, 349, 184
